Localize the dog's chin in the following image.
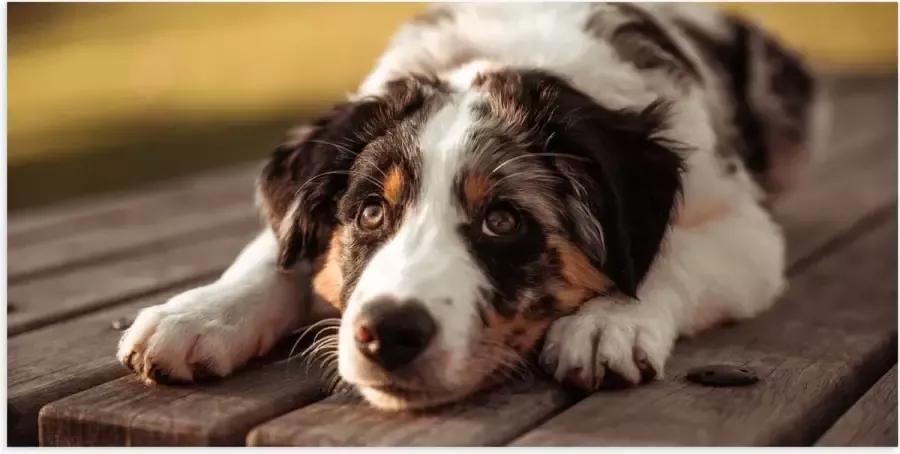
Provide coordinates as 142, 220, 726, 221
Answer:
347, 361, 501, 411
356, 383, 477, 411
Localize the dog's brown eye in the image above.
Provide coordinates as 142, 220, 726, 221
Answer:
482, 207, 518, 237
359, 200, 385, 230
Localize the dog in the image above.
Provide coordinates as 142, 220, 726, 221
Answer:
118, 3, 827, 411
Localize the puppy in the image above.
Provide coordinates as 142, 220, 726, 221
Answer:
118, 3, 827, 410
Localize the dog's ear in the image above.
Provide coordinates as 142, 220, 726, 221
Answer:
520, 74, 685, 298
257, 79, 432, 270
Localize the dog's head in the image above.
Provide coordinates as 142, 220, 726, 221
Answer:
258, 68, 684, 410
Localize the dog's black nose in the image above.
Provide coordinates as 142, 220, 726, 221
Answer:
353, 297, 437, 371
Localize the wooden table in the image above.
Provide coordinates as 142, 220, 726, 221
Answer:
7, 74, 898, 447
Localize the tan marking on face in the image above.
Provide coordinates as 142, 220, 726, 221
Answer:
464, 172, 491, 211
383, 166, 404, 205
312, 229, 344, 310
675, 199, 730, 229
551, 236, 613, 302
482, 310, 550, 355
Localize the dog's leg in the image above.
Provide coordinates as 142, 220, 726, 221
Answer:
117, 229, 310, 384
541, 197, 786, 389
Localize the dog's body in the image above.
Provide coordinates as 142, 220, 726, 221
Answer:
118, 3, 826, 410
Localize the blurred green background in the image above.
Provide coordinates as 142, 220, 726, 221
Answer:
8, 3, 898, 212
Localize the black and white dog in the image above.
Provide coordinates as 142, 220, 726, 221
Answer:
118, 3, 827, 410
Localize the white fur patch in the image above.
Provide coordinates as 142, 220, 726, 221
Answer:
338, 92, 490, 398
116, 230, 312, 382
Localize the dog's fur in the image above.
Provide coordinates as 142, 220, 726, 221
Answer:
118, 3, 827, 410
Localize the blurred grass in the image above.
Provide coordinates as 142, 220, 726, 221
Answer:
7, 3, 898, 211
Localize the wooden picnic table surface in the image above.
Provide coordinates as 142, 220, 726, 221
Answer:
7, 74, 898, 447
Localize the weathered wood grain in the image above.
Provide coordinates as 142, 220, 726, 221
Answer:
39, 360, 325, 446
512, 218, 897, 446
8, 203, 256, 283
8, 223, 259, 336
817, 365, 898, 446
8, 286, 193, 446
7, 163, 257, 247
247, 380, 573, 446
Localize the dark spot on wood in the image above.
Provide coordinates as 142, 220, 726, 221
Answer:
685, 364, 759, 387
8, 302, 19, 313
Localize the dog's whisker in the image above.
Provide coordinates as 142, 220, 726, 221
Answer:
305, 139, 359, 158
289, 318, 340, 353
290, 318, 341, 336
490, 152, 592, 175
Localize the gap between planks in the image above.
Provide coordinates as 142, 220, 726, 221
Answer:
8, 203, 258, 283
7, 222, 261, 336
8, 163, 259, 247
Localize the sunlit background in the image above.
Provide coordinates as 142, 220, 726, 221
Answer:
7, 3, 898, 211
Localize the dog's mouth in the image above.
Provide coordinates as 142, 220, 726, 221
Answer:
351, 362, 517, 411
354, 380, 463, 411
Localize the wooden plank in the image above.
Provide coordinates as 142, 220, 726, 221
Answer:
247, 381, 573, 447
244, 82, 897, 446
8, 286, 193, 446
512, 217, 897, 446
25, 265, 329, 446
7, 222, 259, 336
38, 357, 325, 446
7, 162, 257, 247
8, 203, 256, 283
817, 365, 898, 446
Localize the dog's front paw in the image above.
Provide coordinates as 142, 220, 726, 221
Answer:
116, 289, 277, 385
540, 304, 675, 392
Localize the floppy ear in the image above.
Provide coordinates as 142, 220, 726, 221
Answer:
525, 75, 685, 298
257, 79, 431, 270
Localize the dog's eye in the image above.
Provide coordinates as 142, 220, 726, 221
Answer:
482, 207, 519, 237
358, 199, 385, 230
